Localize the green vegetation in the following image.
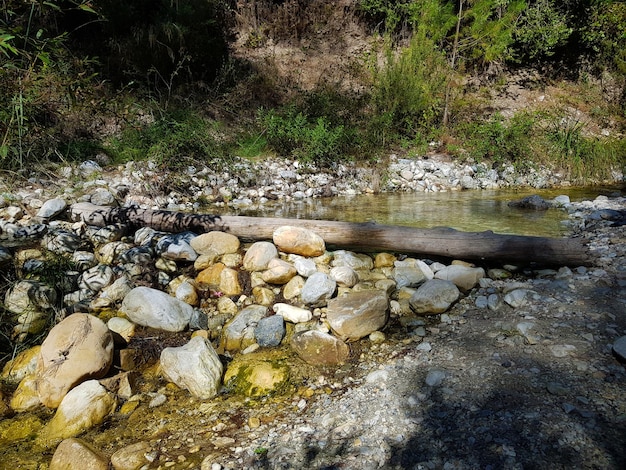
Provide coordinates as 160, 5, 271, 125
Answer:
258, 107, 353, 165
0, 0, 624, 180
458, 112, 536, 170
104, 110, 230, 170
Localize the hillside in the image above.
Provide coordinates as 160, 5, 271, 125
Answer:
0, 0, 624, 181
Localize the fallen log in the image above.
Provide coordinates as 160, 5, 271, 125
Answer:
69, 203, 592, 266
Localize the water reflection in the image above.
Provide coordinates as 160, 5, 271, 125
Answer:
214, 186, 623, 237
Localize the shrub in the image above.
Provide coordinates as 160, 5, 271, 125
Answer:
258, 107, 351, 166
544, 115, 624, 182
459, 112, 536, 170
105, 109, 230, 170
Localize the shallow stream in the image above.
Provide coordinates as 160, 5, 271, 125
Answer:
222, 186, 624, 237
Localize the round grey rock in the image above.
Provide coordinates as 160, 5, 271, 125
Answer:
36, 198, 67, 219
120, 286, 194, 332
613, 336, 626, 362
301, 272, 337, 306
409, 279, 460, 314
255, 315, 285, 347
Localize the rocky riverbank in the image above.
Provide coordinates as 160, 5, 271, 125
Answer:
0, 159, 624, 470
4, 154, 623, 215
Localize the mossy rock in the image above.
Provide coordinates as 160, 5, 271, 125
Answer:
0, 414, 44, 446
224, 358, 290, 398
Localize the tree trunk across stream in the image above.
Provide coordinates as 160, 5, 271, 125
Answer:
69, 203, 591, 267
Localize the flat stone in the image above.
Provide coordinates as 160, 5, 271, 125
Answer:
49, 437, 109, 470
273, 225, 325, 257
291, 330, 350, 366
326, 290, 389, 342
37, 314, 114, 408
110, 441, 152, 470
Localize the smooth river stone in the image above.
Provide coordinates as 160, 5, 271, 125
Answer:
120, 286, 193, 332
273, 225, 325, 257
37, 314, 114, 408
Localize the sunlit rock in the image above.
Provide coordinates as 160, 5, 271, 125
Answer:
120, 286, 193, 332
190, 231, 240, 256
326, 290, 389, 341
224, 357, 289, 397
242, 241, 278, 271
262, 258, 297, 284
301, 272, 336, 306
221, 305, 267, 352
37, 313, 114, 408
38, 380, 117, 447
49, 437, 109, 470
273, 225, 325, 257
160, 336, 223, 399
291, 330, 349, 366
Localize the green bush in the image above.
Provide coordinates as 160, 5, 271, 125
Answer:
459, 112, 536, 169
0, 1, 101, 171
544, 115, 624, 182
258, 107, 351, 166
105, 110, 229, 170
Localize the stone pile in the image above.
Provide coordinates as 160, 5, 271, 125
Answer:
0, 186, 624, 469
0, 195, 495, 448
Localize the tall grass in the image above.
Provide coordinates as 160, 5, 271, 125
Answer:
544, 116, 625, 182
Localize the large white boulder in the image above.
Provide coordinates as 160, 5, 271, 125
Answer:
120, 286, 193, 332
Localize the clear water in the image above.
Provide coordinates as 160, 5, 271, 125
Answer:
218, 186, 624, 237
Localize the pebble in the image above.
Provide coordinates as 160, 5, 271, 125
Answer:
425, 370, 446, 387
